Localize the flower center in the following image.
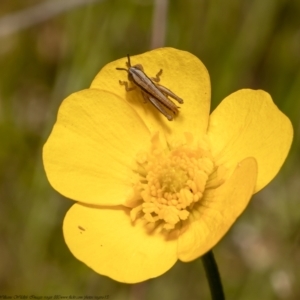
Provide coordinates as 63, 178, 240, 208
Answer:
130, 132, 223, 231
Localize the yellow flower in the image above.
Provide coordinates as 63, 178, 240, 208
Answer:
43, 48, 293, 283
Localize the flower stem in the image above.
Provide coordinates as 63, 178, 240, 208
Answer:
202, 250, 225, 300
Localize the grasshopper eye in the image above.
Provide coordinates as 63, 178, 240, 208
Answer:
128, 73, 134, 81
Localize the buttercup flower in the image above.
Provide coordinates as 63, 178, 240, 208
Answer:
43, 48, 293, 283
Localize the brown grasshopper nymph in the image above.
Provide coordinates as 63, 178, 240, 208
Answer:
116, 55, 184, 121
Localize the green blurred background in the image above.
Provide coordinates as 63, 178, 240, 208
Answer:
0, 0, 299, 299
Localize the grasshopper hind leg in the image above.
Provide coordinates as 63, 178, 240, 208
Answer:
141, 91, 149, 103
141, 91, 173, 121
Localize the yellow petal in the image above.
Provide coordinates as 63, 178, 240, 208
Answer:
43, 89, 151, 205
178, 157, 257, 261
63, 203, 178, 283
208, 89, 293, 192
91, 47, 211, 143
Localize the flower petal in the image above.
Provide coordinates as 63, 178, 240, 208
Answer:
43, 89, 151, 206
63, 203, 178, 283
207, 89, 293, 192
91, 47, 211, 143
178, 157, 257, 262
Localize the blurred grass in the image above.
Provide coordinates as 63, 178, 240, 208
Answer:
0, 0, 299, 299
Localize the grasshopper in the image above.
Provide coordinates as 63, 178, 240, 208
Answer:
116, 55, 183, 121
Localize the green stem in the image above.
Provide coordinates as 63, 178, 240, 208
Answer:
202, 250, 225, 300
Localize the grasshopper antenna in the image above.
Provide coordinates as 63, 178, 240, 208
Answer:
116, 54, 132, 71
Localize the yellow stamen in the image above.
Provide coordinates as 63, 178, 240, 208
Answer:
130, 133, 223, 231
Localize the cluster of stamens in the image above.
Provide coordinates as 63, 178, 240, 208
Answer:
130, 133, 220, 231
